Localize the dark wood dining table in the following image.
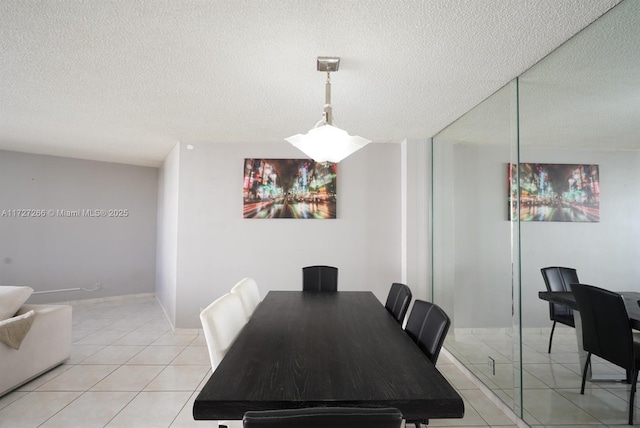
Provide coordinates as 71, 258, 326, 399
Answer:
193, 290, 464, 422
538, 290, 640, 330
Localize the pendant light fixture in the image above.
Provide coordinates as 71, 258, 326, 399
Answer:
286, 57, 371, 163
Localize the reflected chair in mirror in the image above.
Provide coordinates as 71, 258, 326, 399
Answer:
242, 407, 403, 428
231, 277, 261, 319
200, 293, 247, 370
571, 283, 640, 425
541, 266, 579, 353
385, 282, 412, 325
302, 265, 338, 292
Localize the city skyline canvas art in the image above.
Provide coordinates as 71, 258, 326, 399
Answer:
243, 158, 337, 219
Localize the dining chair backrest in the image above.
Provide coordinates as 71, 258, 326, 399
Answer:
405, 300, 451, 364
385, 282, 412, 324
302, 265, 338, 292
231, 277, 261, 319
571, 283, 635, 370
242, 407, 403, 428
571, 283, 640, 424
541, 266, 579, 319
200, 293, 247, 370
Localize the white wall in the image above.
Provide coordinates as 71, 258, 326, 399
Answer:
156, 144, 180, 327
0, 150, 158, 302
173, 141, 403, 328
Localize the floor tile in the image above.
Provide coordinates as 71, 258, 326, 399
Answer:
137, 318, 172, 331
90, 365, 165, 391
105, 391, 191, 428
190, 334, 207, 347
79, 345, 145, 365
111, 329, 166, 346
152, 331, 198, 346
144, 365, 210, 391
126, 345, 187, 365
36, 365, 118, 391
72, 317, 119, 331
522, 384, 601, 425
172, 346, 211, 366
39, 391, 137, 428
106, 317, 150, 331
0, 390, 28, 411
0, 391, 82, 427
71, 329, 94, 342
556, 387, 632, 426
73, 330, 130, 346
195, 370, 213, 392
66, 344, 105, 364
523, 363, 583, 389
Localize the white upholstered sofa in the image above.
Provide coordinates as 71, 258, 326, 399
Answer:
0, 286, 72, 397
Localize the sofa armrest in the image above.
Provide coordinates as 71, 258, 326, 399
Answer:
0, 304, 72, 397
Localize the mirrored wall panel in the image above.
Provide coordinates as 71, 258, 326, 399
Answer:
432, 0, 640, 425
518, 1, 640, 425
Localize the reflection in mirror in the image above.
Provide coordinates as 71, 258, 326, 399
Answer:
432, 0, 640, 425
519, 1, 640, 426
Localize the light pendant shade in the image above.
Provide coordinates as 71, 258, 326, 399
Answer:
286, 124, 371, 163
287, 57, 370, 163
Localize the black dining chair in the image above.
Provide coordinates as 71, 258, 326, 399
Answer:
541, 266, 579, 353
405, 299, 451, 365
385, 282, 412, 325
242, 407, 403, 428
572, 283, 640, 425
403, 300, 451, 428
302, 265, 338, 292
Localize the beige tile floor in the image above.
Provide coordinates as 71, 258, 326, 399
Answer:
0, 295, 519, 428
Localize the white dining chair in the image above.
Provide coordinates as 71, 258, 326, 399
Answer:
230, 277, 261, 319
200, 292, 247, 370
200, 293, 246, 428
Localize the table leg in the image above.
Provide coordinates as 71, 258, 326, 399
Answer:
573, 311, 591, 379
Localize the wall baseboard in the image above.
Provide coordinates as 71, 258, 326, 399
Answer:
55, 292, 156, 306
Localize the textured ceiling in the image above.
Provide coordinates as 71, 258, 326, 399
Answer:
0, 0, 622, 167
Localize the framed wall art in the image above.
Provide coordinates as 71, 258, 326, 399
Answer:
243, 158, 337, 219
509, 163, 600, 222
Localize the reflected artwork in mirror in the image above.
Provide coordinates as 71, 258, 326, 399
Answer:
508, 163, 600, 222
